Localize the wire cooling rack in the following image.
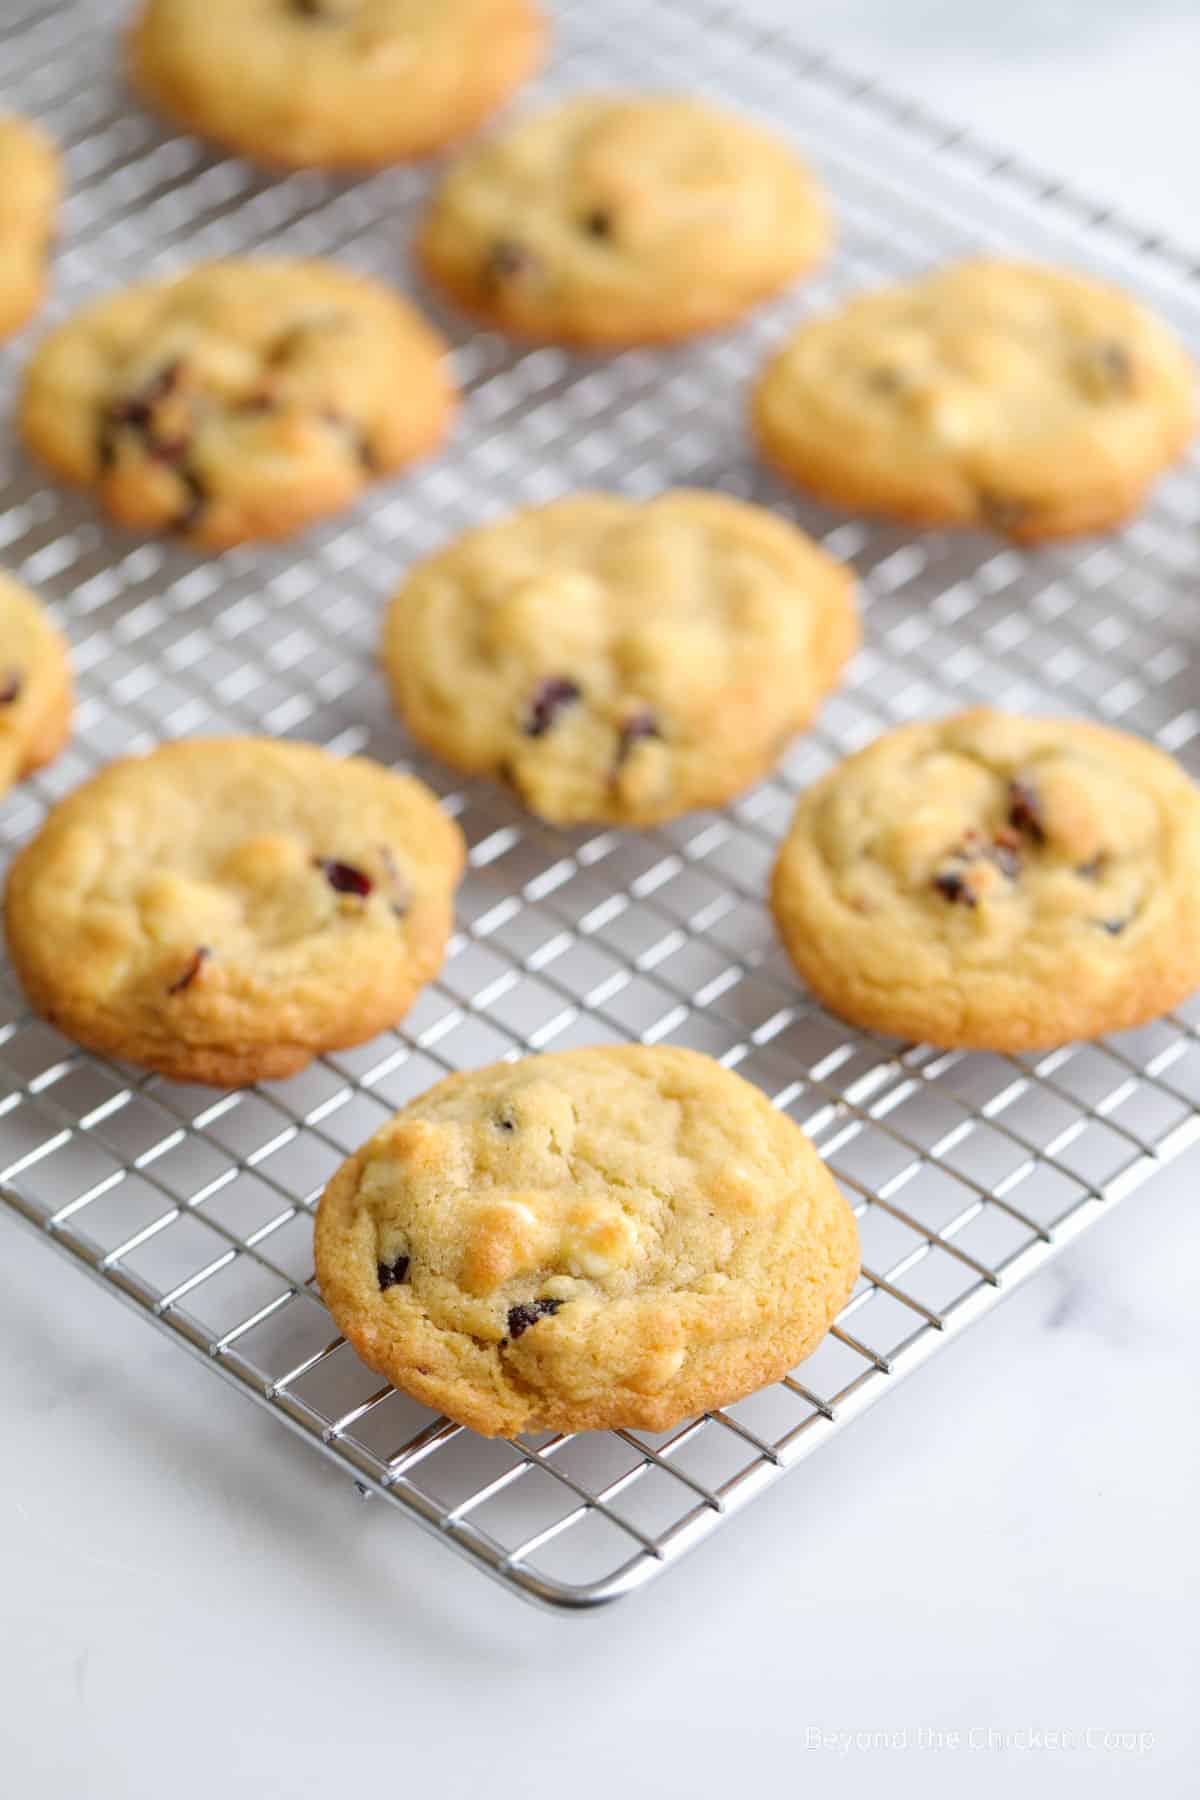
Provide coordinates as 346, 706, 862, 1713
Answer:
3, 0, 1200, 1613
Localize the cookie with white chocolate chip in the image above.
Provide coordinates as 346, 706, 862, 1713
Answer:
770, 708, 1200, 1050
416, 93, 830, 346
381, 490, 857, 826
4, 738, 465, 1086
751, 259, 1195, 541
314, 1045, 860, 1437
127, 0, 545, 171
17, 259, 456, 550
0, 114, 59, 340
0, 573, 72, 799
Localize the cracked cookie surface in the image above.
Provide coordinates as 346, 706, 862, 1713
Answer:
4, 738, 465, 1086
771, 708, 1200, 1050
0, 573, 73, 799
417, 94, 830, 345
18, 259, 456, 549
752, 259, 1195, 541
381, 491, 857, 826
0, 114, 59, 339
128, 0, 545, 170
314, 1044, 859, 1436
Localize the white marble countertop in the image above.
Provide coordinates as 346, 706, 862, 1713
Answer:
3, 4, 1199, 1796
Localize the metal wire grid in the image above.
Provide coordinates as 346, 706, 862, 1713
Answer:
3, 0, 1200, 1613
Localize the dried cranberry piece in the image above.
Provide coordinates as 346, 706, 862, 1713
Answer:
1086, 340, 1134, 395
934, 826, 1024, 904
979, 492, 1033, 534
487, 240, 537, 284
0, 670, 21, 705
1008, 777, 1045, 844
525, 676, 581, 738
506, 1298, 561, 1340
104, 362, 196, 489
933, 868, 977, 907
314, 857, 373, 897
172, 469, 208, 535
616, 709, 661, 765
868, 366, 904, 394
1100, 342, 1133, 387
107, 359, 183, 431
167, 945, 210, 994
377, 1254, 410, 1290
149, 435, 190, 467
103, 361, 208, 507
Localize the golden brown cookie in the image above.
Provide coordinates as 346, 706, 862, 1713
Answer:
381, 491, 857, 826
127, 0, 545, 170
771, 708, 1200, 1050
752, 259, 1195, 541
4, 738, 465, 1086
417, 94, 830, 346
0, 114, 59, 340
0, 573, 73, 798
17, 258, 456, 550
314, 1044, 860, 1437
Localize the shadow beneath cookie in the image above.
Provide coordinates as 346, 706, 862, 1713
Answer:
4, 1228, 541, 1656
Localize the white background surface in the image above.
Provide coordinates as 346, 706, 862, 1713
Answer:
4, 4, 1199, 1796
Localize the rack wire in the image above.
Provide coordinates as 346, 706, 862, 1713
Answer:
3, 0, 1200, 1611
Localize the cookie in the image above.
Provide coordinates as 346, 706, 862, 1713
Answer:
381, 491, 857, 826
0, 573, 73, 798
314, 1044, 859, 1437
17, 259, 456, 550
771, 708, 1200, 1051
416, 94, 830, 346
752, 259, 1195, 542
127, 0, 545, 171
4, 739, 465, 1086
0, 115, 59, 340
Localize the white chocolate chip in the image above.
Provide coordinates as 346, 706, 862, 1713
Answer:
561, 1202, 637, 1278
